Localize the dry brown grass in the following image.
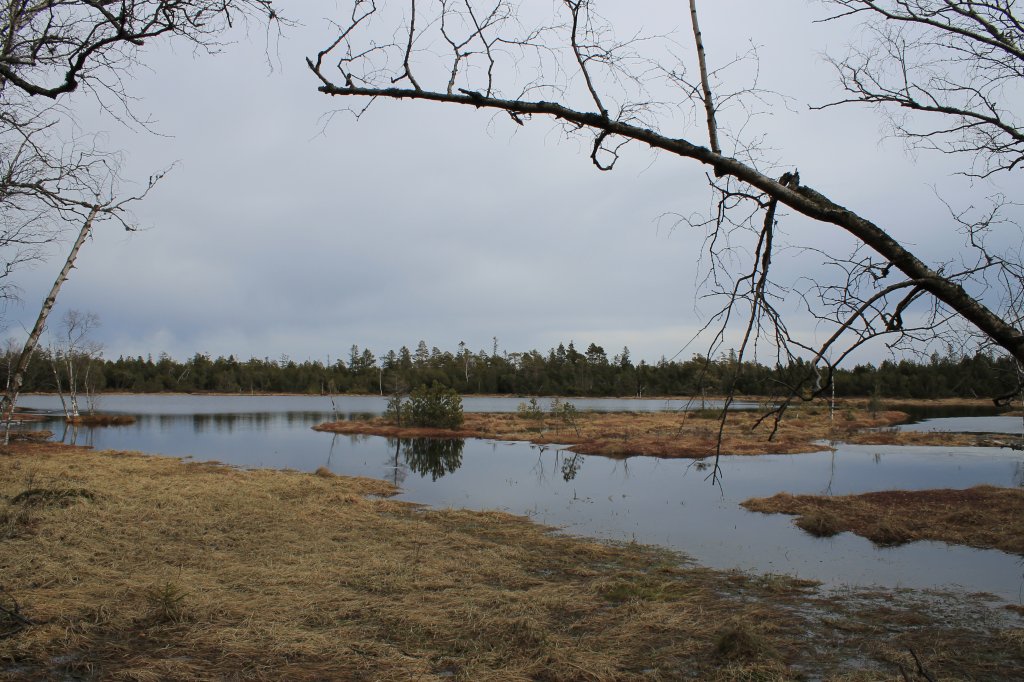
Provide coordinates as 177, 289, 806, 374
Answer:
743, 486, 1024, 554
1, 445, 1020, 680
316, 407, 921, 459
0, 444, 799, 680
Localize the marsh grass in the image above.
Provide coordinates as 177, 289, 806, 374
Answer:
743, 486, 1024, 554
794, 510, 843, 538
1, 444, 1020, 680
714, 622, 779, 662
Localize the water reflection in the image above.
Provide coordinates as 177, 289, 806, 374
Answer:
58, 422, 95, 447
399, 438, 465, 481
14, 397, 1024, 601
561, 452, 584, 481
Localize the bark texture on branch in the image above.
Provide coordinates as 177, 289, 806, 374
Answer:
688, 0, 720, 155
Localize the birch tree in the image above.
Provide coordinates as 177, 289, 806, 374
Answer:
0, 1, 280, 430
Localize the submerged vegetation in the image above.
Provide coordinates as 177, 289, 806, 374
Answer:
743, 486, 1024, 555
1, 444, 1021, 679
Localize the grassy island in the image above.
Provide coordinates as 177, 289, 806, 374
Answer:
314, 404, 1018, 459
743, 486, 1024, 555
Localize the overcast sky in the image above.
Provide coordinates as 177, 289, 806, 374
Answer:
5, 1, 1016, 365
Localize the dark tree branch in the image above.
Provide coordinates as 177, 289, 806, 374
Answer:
308, 76, 1024, 363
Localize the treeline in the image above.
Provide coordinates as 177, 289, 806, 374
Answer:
6, 341, 1021, 400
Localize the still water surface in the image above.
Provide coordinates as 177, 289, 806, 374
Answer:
16, 394, 1024, 602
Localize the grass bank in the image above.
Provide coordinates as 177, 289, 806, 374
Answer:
314, 406, 1013, 458
742, 485, 1024, 555
1, 444, 1021, 679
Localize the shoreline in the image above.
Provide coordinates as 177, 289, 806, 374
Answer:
1, 443, 1020, 679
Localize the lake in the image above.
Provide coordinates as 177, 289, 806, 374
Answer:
15, 393, 1024, 603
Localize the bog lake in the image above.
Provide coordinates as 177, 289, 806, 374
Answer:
16, 394, 1024, 604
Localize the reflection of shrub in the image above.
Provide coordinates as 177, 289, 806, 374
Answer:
560, 452, 583, 481
386, 383, 463, 428
403, 438, 464, 480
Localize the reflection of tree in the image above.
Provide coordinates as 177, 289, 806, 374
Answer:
384, 437, 407, 487
560, 452, 584, 482
403, 438, 464, 481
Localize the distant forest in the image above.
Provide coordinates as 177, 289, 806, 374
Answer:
10, 340, 1022, 401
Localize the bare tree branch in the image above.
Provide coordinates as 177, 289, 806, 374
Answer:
307, 0, 1024, 412
688, 0, 720, 154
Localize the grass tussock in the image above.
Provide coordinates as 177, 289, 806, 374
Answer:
316, 404, 917, 459
313, 465, 335, 478
794, 510, 843, 538
713, 622, 779, 662
0, 444, 1021, 680
743, 486, 1024, 554
10, 486, 94, 507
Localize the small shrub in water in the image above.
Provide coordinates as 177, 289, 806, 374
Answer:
387, 383, 463, 429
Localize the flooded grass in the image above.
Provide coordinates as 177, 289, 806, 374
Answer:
742, 485, 1024, 554
0, 444, 1021, 679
